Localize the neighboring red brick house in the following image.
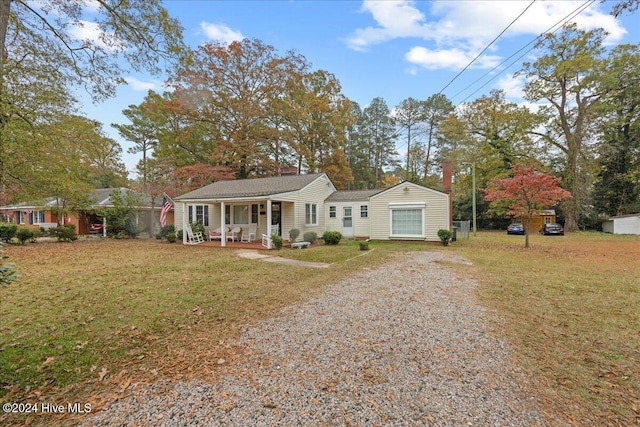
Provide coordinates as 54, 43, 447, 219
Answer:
0, 188, 170, 234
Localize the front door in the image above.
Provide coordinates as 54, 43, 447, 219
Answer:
342, 206, 353, 237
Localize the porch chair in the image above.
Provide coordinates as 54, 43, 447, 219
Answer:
185, 223, 205, 245
227, 226, 241, 242
241, 223, 257, 243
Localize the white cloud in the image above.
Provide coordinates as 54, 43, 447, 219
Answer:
82, 0, 101, 13
405, 46, 501, 70
200, 22, 244, 44
347, 0, 627, 70
346, 0, 433, 51
495, 73, 526, 100
68, 20, 122, 51
124, 77, 158, 92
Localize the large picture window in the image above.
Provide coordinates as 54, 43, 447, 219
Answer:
305, 203, 317, 225
390, 205, 424, 237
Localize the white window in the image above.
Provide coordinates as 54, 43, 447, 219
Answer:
390, 204, 425, 237
305, 203, 317, 225
545, 217, 552, 224
32, 211, 45, 224
360, 205, 368, 218
329, 206, 336, 218
188, 205, 209, 226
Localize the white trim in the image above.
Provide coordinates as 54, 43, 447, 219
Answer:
388, 205, 426, 239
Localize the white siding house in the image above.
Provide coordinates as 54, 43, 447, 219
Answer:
602, 214, 640, 235
325, 190, 381, 239
369, 182, 450, 241
174, 173, 336, 245
174, 173, 451, 244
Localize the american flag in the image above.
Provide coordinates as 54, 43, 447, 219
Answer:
25, 209, 33, 215
159, 196, 173, 227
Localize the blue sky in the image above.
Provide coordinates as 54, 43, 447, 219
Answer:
78, 0, 639, 177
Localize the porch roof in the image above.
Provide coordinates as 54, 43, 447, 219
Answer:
175, 173, 327, 201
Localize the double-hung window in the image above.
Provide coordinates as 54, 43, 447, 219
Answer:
360, 205, 368, 218
329, 206, 336, 218
188, 205, 209, 226
305, 203, 317, 226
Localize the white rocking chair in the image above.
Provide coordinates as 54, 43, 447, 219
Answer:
185, 223, 205, 245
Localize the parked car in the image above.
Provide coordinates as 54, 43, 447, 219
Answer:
507, 224, 525, 235
539, 223, 564, 235
89, 222, 104, 234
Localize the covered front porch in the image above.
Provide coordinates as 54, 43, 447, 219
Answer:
179, 198, 295, 247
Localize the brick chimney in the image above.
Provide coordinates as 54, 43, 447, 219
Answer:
279, 167, 299, 176
442, 160, 453, 227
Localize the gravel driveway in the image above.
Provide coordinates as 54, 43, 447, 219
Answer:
83, 251, 548, 426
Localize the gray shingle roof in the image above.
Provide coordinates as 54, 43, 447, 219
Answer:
325, 189, 382, 202
0, 188, 154, 210
175, 173, 327, 200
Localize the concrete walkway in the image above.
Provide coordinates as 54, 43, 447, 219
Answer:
235, 249, 330, 268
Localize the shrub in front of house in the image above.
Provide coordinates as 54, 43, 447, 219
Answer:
321, 231, 342, 245
52, 224, 77, 242
289, 228, 300, 243
16, 227, 36, 244
165, 232, 177, 243
359, 241, 370, 251
271, 234, 283, 250
437, 229, 453, 246
0, 223, 17, 243
303, 231, 317, 244
191, 221, 205, 236
157, 224, 175, 240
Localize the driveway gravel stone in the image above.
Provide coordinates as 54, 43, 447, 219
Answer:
83, 251, 552, 426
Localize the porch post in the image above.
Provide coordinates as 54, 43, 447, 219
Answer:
220, 201, 226, 247
266, 199, 272, 236
182, 202, 187, 244
102, 216, 106, 238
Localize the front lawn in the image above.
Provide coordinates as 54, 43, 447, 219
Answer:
0, 239, 396, 426
452, 231, 640, 425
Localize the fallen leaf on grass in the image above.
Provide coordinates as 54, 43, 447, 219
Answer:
98, 367, 108, 381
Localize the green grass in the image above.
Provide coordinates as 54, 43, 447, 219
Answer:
0, 238, 414, 425
2, 233, 638, 425
451, 231, 640, 425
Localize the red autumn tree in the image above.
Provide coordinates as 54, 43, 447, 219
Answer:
483, 164, 572, 248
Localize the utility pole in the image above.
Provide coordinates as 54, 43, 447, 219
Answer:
462, 162, 477, 236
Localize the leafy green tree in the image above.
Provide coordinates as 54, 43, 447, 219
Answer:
97, 189, 142, 238
394, 97, 426, 182
419, 94, 455, 182
0, 0, 184, 202
519, 24, 606, 231
592, 44, 640, 216
439, 90, 539, 225
351, 97, 398, 189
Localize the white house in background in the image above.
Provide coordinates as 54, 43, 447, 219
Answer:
602, 214, 640, 235
174, 173, 451, 245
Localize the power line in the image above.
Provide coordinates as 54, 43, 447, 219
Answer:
437, 0, 537, 95
454, 0, 596, 103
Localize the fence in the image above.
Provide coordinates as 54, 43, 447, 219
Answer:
453, 220, 470, 239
